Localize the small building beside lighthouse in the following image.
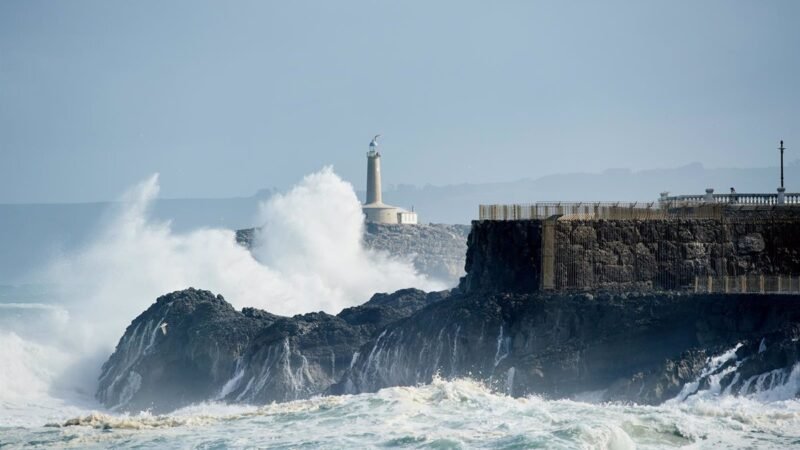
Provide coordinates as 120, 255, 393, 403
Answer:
362, 136, 418, 225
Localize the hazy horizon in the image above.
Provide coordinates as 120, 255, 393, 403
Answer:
1, 159, 799, 205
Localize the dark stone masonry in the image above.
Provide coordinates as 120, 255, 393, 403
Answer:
462, 214, 800, 293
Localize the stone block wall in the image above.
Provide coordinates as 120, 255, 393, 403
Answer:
461, 217, 800, 293
460, 220, 543, 293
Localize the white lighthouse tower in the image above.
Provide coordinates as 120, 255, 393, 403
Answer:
366, 139, 382, 205
362, 135, 418, 224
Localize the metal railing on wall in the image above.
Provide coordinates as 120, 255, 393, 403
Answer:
478, 202, 725, 221
692, 275, 800, 294
662, 193, 800, 207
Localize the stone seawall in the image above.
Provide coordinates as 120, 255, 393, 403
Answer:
460, 220, 543, 293
461, 218, 800, 293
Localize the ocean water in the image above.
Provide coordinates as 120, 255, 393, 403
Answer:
4, 171, 800, 449
2, 287, 800, 450
5, 289, 800, 449
4, 374, 800, 449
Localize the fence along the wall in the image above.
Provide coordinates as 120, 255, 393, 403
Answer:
663, 193, 800, 206
692, 275, 800, 294
478, 202, 725, 221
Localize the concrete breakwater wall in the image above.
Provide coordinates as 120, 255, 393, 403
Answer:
461, 217, 800, 293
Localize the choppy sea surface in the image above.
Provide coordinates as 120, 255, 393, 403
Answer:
7, 172, 800, 448
4, 376, 800, 449
4, 286, 800, 449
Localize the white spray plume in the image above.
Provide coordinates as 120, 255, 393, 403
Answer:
0, 167, 442, 414
48, 167, 441, 344
252, 167, 439, 312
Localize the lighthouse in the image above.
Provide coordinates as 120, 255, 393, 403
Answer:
366, 142, 382, 204
362, 135, 418, 224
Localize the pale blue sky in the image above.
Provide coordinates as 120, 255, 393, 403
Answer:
1, 0, 798, 202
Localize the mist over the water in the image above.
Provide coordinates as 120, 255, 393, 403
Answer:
0, 167, 442, 422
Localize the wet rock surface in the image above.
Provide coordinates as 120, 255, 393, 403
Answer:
100, 287, 800, 412
460, 220, 543, 294
334, 291, 800, 404
96, 288, 272, 413
97, 287, 447, 413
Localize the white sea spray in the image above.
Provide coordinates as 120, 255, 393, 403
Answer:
0, 168, 442, 429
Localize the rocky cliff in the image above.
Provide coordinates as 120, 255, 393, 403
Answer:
334, 291, 800, 404
97, 287, 449, 413
99, 220, 800, 412
99, 286, 800, 412
96, 289, 273, 412
236, 223, 470, 286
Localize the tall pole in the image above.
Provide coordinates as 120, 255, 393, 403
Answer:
780, 140, 785, 189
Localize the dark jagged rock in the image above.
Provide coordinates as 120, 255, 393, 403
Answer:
223, 311, 364, 404
96, 287, 445, 413
234, 229, 254, 247
100, 286, 800, 412
96, 288, 273, 413
460, 221, 543, 293
334, 291, 800, 404
338, 288, 451, 330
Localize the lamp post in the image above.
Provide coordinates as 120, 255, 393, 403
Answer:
780, 140, 786, 189
778, 140, 786, 205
